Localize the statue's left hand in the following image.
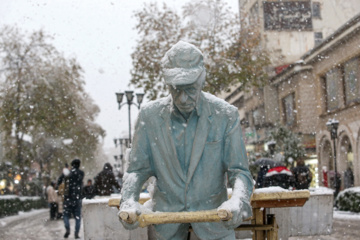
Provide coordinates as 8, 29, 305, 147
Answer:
217, 198, 252, 230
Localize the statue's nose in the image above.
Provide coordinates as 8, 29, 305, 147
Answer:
179, 91, 188, 103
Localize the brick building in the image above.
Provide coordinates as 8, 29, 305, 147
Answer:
218, 1, 360, 188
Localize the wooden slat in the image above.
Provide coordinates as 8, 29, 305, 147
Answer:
251, 198, 309, 208
108, 197, 149, 207
253, 208, 265, 240
108, 190, 310, 208
251, 190, 310, 202
235, 224, 274, 231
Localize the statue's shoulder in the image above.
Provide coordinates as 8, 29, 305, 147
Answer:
202, 92, 238, 116
139, 96, 171, 117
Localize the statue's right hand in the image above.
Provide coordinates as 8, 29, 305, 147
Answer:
118, 211, 140, 230
118, 200, 142, 230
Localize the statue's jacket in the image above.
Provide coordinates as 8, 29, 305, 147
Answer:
122, 91, 253, 216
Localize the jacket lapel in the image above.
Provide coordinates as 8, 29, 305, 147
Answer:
160, 99, 186, 182
186, 95, 212, 184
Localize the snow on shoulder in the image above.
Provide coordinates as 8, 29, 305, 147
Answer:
202, 92, 238, 117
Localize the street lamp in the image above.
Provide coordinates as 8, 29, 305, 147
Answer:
114, 138, 130, 160
114, 137, 130, 173
115, 91, 144, 143
326, 118, 340, 197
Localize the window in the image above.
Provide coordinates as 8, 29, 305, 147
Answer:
325, 68, 342, 111
233, 96, 244, 109
282, 93, 296, 127
314, 32, 323, 46
312, 2, 321, 19
344, 57, 360, 104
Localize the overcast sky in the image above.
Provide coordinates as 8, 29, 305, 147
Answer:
0, 0, 239, 154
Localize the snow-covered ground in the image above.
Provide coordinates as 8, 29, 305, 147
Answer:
1, 207, 359, 240
0, 209, 48, 227
334, 210, 360, 221
0, 208, 84, 240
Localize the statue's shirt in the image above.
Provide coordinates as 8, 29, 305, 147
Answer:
170, 103, 200, 175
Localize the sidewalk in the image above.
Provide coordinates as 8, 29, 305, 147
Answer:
0, 209, 84, 240
289, 211, 360, 240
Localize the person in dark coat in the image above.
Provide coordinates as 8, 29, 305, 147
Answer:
292, 158, 312, 190
82, 179, 96, 199
263, 166, 295, 190
60, 159, 84, 239
256, 165, 270, 188
94, 163, 121, 196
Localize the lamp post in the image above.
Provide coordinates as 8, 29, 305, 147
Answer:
326, 118, 340, 197
115, 91, 144, 144
114, 137, 130, 173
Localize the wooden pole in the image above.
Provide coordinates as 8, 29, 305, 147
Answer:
119, 209, 232, 228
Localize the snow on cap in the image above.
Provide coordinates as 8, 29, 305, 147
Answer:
161, 41, 204, 86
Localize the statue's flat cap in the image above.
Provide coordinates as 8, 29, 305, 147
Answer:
161, 41, 204, 86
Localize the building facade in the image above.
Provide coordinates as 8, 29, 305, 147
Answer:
239, 0, 360, 66
219, 1, 360, 189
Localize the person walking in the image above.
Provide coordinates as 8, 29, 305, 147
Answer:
59, 159, 84, 239
94, 163, 121, 196
46, 181, 58, 220
292, 158, 312, 190
56, 163, 70, 219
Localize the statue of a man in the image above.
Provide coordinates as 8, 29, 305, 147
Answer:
120, 41, 254, 240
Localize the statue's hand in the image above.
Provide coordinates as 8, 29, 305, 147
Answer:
217, 198, 252, 230
118, 200, 142, 230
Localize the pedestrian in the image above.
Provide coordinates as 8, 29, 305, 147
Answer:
119, 41, 253, 239
46, 181, 58, 220
255, 165, 269, 188
263, 165, 295, 190
59, 159, 84, 239
56, 163, 70, 219
292, 158, 312, 189
94, 163, 121, 196
83, 179, 96, 199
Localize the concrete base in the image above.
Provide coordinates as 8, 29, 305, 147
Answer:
82, 188, 333, 240
269, 187, 334, 239
82, 199, 147, 240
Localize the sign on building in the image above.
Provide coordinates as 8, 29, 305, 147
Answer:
264, 1, 313, 31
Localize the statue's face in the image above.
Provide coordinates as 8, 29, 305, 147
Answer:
169, 80, 202, 116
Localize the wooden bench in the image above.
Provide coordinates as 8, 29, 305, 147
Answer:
108, 190, 310, 240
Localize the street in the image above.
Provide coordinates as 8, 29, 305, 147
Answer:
289, 217, 360, 240
0, 209, 359, 240
0, 209, 84, 240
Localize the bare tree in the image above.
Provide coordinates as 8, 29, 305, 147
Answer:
130, 0, 269, 100
0, 26, 105, 189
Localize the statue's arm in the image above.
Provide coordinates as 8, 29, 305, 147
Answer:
121, 110, 154, 203
218, 109, 253, 228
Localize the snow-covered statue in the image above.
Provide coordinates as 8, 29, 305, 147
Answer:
119, 41, 253, 240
